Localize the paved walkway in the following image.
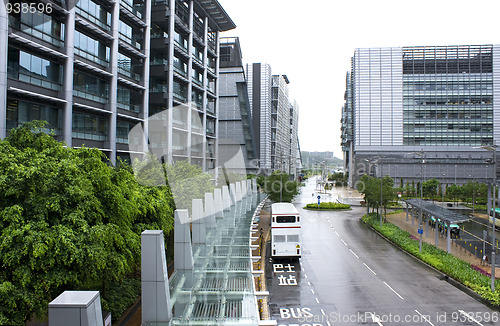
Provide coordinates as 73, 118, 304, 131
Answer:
386, 211, 499, 276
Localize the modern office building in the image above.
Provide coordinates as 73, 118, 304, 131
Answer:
218, 37, 257, 176
0, 0, 234, 171
342, 45, 500, 187
246, 62, 272, 173
245, 63, 301, 176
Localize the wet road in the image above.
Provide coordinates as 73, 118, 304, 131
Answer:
266, 178, 499, 326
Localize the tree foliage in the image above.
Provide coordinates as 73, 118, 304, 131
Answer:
357, 174, 395, 214
0, 121, 179, 324
263, 171, 300, 203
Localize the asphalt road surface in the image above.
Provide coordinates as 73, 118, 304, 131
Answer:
266, 178, 499, 326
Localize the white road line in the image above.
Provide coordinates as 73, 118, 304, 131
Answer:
415, 310, 435, 326
383, 281, 404, 300
334, 231, 340, 236
326, 321, 331, 326
321, 308, 326, 316
307, 281, 311, 286
315, 297, 320, 304
459, 310, 484, 326
363, 263, 377, 275
350, 249, 359, 259
311, 288, 315, 295
341, 239, 348, 246
371, 313, 383, 326
304, 273, 308, 279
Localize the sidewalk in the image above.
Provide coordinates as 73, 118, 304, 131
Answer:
386, 212, 498, 276
251, 200, 271, 320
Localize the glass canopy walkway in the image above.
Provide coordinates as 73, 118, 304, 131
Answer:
145, 191, 267, 326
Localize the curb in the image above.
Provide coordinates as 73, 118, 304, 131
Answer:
361, 218, 500, 311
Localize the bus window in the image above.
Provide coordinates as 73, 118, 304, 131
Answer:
276, 216, 296, 223
287, 235, 299, 242
274, 235, 286, 242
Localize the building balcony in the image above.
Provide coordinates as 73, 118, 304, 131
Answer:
75, 7, 111, 32
9, 17, 64, 48
118, 66, 141, 82
152, 0, 169, 23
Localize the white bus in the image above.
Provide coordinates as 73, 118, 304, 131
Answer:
271, 203, 301, 259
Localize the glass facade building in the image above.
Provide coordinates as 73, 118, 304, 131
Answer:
0, 0, 235, 173
342, 45, 500, 187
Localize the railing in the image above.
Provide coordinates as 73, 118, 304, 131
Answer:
8, 69, 62, 91
73, 89, 108, 103
175, 0, 189, 25
118, 66, 141, 81
75, 48, 109, 67
117, 102, 141, 113
75, 7, 111, 31
9, 18, 64, 47
121, 0, 144, 19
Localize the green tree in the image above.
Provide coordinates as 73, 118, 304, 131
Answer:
263, 171, 300, 202
0, 122, 177, 324
423, 179, 440, 199
357, 175, 394, 214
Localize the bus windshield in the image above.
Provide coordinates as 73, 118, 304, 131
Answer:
276, 216, 296, 223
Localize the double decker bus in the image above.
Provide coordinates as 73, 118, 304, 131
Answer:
271, 203, 301, 259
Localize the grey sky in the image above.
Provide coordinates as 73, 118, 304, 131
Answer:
217, 0, 500, 158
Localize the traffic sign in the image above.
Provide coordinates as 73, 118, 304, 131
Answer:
317, 195, 321, 199
418, 229, 423, 235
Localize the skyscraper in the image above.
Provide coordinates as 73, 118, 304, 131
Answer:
218, 37, 257, 175
1, 0, 235, 171
342, 45, 500, 187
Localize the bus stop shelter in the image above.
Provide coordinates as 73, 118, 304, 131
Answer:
404, 199, 472, 253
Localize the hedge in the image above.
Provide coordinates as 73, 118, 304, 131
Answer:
304, 202, 351, 210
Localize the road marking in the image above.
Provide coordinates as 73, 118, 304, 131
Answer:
321, 308, 326, 316
415, 310, 435, 326
307, 281, 311, 286
326, 321, 331, 326
311, 288, 315, 294
341, 239, 347, 246
304, 273, 308, 279
315, 297, 320, 304
334, 231, 340, 237
383, 281, 404, 300
371, 313, 383, 326
350, 249, 359, 259
458, 310, 484, 326
363, 263, 377, 275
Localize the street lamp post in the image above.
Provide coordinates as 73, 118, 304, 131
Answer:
477, 145, 497, 291
380, 163, 383, 228
408, 150, 425, 252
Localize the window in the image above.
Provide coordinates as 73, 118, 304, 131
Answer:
76, 0, 111, 30
72, 112, 108, 141
6, 100, 60, 133
17, 11, 65, 45
8, 49, 62, 90
73, 71, 109, 103
274, 235, 286, 243
276, 216, 296, 223
74, 30, 110, 66
287, 235, 299, 242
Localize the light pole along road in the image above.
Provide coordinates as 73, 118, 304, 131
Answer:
267, 177, 498, 326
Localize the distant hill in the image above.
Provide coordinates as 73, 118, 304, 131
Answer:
301, 151, 343, 169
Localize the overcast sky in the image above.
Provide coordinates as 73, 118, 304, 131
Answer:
217, 0, 500, 159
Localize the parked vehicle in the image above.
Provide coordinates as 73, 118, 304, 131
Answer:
271, 203, 301, 259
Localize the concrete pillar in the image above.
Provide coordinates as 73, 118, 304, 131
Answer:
0, 3, 8, 139
222, 185, 231, 211
252, 179, 257, 193
204, 192, 215, 229
435, 217, 439, 246
63, 0, 76, 147
229, 183, 236, 205
241, 180, 247, 198
49, 291, 104, 326
411, 206, 414, 226
235, 181, 242, 202
406, 203, 409, 222
214, 188, 224, 218
141, 230, 172, 323
108, 0, 120, 164
174, 210, 194, 270
425, 214, 429, 237
447, 221, 451, 253
192, 199, 206, 244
